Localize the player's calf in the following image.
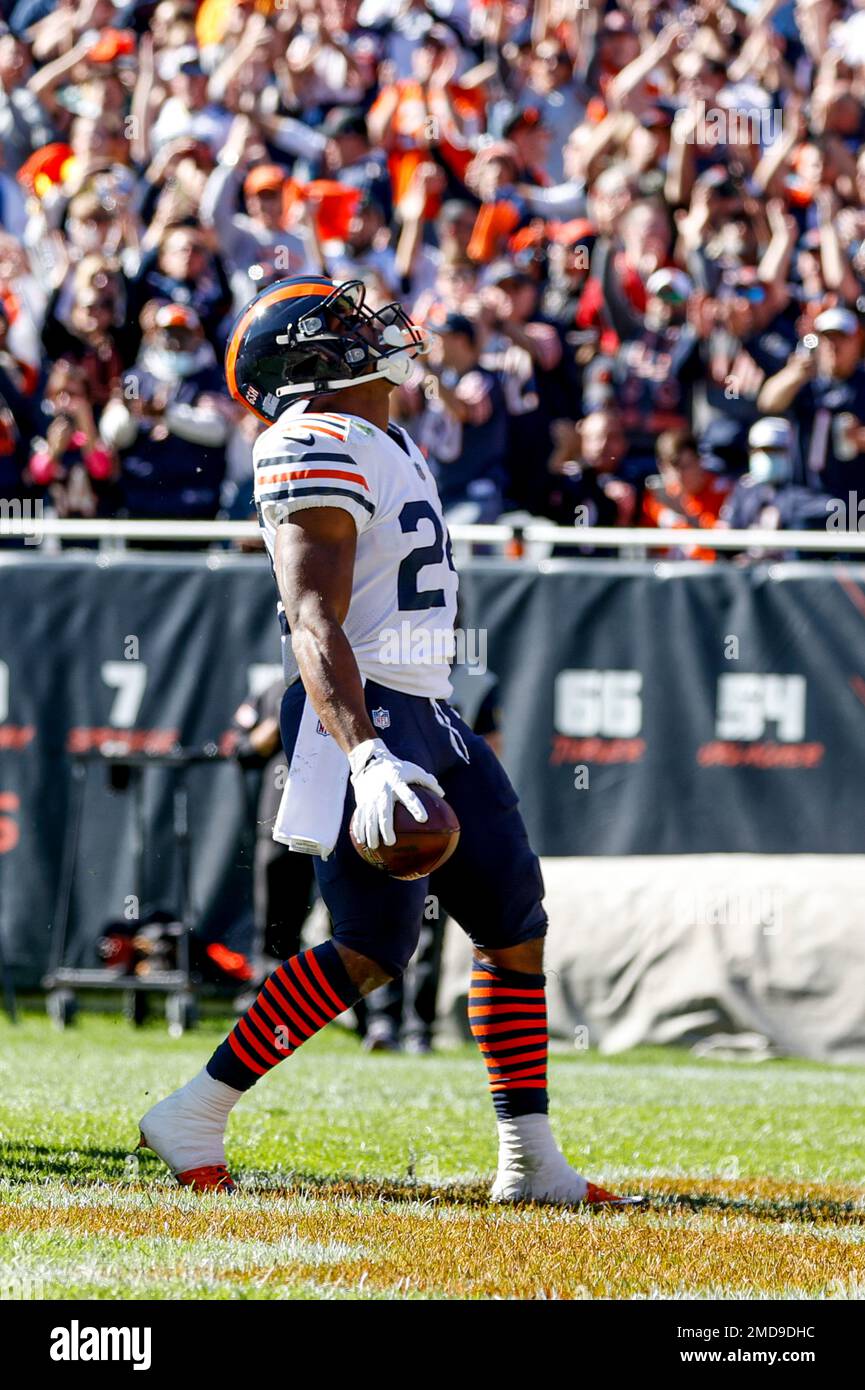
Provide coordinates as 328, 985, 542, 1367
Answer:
468, 957, 635, 1207
138, 940, 398, 1188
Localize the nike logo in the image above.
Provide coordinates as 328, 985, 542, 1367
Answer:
284, 432, 316, 445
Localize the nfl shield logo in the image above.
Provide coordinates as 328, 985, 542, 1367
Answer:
372, 707, 391, 730
315, 719, 329, 737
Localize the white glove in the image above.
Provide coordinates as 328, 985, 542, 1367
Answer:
348, 738, 444, 850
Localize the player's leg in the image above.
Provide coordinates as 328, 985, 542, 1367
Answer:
433, 722, 631, 1206
139, 864, 422, 1189
138, 931, 369, 1190
138, 684, 426, 1190
140, 884, 421, 1191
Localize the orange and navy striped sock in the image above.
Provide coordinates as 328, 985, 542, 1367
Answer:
206, 941, 359, 1091
467, 960, 549, 1119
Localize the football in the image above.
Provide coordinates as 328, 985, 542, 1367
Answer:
351, 788, 460, 880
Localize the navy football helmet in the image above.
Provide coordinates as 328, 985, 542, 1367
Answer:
225, 275, 428, 422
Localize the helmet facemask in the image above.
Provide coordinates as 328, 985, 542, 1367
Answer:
274, 280, 429, 402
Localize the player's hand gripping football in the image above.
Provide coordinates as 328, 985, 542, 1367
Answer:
348, 739, 444, 850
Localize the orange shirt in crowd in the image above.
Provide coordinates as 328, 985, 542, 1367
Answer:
369, 80, 486, 214
642, 474, 730, 561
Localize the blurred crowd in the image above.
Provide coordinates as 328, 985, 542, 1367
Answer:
3, 0, 865, 553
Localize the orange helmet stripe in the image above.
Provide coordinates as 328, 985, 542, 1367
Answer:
225, 277, 336, 408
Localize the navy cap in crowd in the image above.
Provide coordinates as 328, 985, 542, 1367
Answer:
436, 312, 476, 342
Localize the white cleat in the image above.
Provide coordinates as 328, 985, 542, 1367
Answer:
490, 1114, 642, 1207
491, 1162, 638, 1207
137, 1069, 240, 1192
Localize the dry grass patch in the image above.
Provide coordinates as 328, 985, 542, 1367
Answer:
3, 1176, 865, 1299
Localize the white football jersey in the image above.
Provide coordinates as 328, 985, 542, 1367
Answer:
254, 401, 459, 698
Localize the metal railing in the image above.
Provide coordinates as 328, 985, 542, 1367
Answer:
3, 516, 865, 553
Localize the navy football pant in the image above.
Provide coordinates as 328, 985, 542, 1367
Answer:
279, 679, 547, 978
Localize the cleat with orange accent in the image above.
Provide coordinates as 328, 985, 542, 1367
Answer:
175, 1164, 236, 1194
137, 1130, 236, 1194
492, 1158, 643, 1207
583, 1181, 643, 1207
137, 1071, 239, 1191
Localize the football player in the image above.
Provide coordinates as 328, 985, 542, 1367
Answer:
138, 275, 631, 1206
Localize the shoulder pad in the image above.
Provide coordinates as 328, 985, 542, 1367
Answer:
282, 411, 355, 446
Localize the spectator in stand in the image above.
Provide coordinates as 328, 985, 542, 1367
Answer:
4, 0, 865, 552
476, 258, 573, 513
367, 21, 484, 211
368, 0, 461, 83
100, 302, 229, 520
321, 190, 399, 295
150, 46, 231, 155
200, 114, 314, 309
414, 310, 508, 524
506, 38, 584, 185
491, 102, 554, 188
400, 178, 477, 306
0, 298, 39, 507
0, 30, 52, 172
642, 428, 730, 560
129, 221, 232, 348
0, 295, 38, 401
721, 417, 831, 547
41, 252, 131, 404
28, 357, 117, 517
583, 264, 701, 485
283, 0, 381, 114
579, 196, 673, 348
644, 429, 730, 530
543, 407, 633, 531
542, 219, 597, 332
313, 106, 393, 223
758, 306, 865, 496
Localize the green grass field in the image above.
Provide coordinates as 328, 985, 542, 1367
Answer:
2, 1012, 865, 1300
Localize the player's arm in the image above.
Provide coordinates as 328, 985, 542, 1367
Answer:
275, 506, 376, 755
275, 508, 444, 848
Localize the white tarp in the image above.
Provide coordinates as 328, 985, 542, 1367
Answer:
439, 856, 865, 1061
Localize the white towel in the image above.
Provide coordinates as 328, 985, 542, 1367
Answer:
272, 693, 351, 858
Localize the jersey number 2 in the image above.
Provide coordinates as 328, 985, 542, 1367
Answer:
397, 501, 455, 611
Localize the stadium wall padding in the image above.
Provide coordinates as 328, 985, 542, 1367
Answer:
2, 553, 865, 984
439, 854, 865, 1060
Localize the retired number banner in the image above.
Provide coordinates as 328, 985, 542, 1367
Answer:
1, 554, 865, 979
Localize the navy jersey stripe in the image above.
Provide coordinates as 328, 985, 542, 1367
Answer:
258, 452, 364, 469
260, 484, 375, 516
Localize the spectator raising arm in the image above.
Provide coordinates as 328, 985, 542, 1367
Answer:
129, 34, 157, 168
815, 189, 861, 302
605, 21, 683, 113
757, 347, 818, 415
757, 199, 798, 290
27, 34, 94, 121
753, 93, 803, 194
